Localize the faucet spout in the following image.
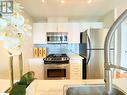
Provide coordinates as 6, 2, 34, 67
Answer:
110, 64, 127, 71
104, 9, 127, 93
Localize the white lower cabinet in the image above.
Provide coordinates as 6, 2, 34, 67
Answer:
70, 63, 82, 80
29, 63, 44, 79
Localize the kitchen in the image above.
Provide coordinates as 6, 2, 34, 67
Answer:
0, 0, 127, 95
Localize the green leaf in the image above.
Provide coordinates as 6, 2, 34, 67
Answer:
19, 71, 35, 86
9, 85, 26, 95
9, 71, 35, 95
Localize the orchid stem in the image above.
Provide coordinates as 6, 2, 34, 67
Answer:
9, 52, 14, 90
19, 52, 23, 79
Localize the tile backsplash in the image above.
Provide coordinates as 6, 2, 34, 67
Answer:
34, 44, 79, 54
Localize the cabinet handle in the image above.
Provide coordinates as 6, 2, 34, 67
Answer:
86, 33, 91, 64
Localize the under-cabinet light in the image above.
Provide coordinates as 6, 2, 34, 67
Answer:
60, 0, 65, 4
88, 0, 92, 4
42, 0, 45, 3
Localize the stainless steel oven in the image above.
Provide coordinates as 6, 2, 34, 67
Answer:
44, 64, 70, 80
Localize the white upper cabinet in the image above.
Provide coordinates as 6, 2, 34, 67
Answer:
58, 23, 69, 32
79, 23, 90, 32
68, 23, 80, 43
33, 22, 103, 44
46, 23, 69, 32
46, 23, 57, 32
33, 23, 47, 44
79, 22, 103, 32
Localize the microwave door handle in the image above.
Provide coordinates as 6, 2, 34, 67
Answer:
86, 34, 91, 64
47, 36, 50, 41
60, 36, 62, 43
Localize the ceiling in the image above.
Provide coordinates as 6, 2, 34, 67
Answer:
17, 0, 127, 20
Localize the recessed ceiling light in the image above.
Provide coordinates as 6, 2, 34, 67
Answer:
60, 0, 65, 4
88, 0, 92, 4
42, 0, 45, 3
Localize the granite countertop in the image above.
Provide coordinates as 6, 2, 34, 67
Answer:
0, 79, 18, 94
113, 78, 127, 93
26, 78, 127, 95
0, 79, 10, 93
28, 58, 44, 64
67, 54, 84, 59
1, 79, 127, 95
27, 79, 104, 95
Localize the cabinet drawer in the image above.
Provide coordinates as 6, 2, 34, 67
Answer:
71, 69, 81, 73
70, 59, 82, 63
71, 67, 81, 69
70, 64, 81, 68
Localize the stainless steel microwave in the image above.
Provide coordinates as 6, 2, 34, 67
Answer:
47, 32, 68, 43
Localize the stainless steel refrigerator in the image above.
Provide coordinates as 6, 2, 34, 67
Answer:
80, 28, 114, 79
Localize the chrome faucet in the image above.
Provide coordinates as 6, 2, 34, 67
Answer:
104, 9, 127, 93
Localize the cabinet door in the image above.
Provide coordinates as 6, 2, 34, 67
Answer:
58, 23, 69, 32
29, 63, 44, 79
33, 23, 47, 44
46, 23, 57, 32
79, 23, 90, 32
47, 23, 69, 32
68, 23, 80, 43
79, 22, 103, 32
70, 63, 82, 80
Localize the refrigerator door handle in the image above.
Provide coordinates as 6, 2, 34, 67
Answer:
86, 34, 91, 64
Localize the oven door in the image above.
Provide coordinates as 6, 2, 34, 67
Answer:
44, 64, 70, 80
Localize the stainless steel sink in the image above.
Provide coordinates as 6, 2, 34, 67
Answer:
63, 84, 127, 95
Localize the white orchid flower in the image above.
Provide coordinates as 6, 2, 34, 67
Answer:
0, 1, 32, 55
11, 14, 24, 26
0, 18, 7, 31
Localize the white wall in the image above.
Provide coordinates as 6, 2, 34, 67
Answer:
100, 9, 116, 53
33, 16, 100, 23
100, 9, 116, 28
116, 3, 127, 17
0, 41, 9, 79
47, 17, 68, 22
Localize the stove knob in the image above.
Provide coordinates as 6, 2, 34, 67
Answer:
43, 58, 46, 60
66, 57, 69, 60
46, 58, 49, 60
48, 58, 52, 60
61, 57, 64, 61
45, 58, 48, 60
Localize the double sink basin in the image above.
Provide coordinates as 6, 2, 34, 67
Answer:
64, 84, 127, 95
